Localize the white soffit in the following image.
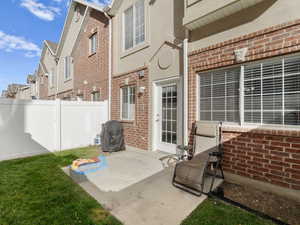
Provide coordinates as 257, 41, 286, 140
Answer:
186, 0, 266, 30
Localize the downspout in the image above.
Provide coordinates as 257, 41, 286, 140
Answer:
104, 11, 112, 120
183, 29, 189, 146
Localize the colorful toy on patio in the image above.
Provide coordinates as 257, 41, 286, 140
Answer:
71, 157, 100, 170
70, 156, 108, 175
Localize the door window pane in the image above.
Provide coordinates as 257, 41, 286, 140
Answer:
161, 85, 177, 144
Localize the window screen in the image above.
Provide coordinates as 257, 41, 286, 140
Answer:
135, 0, 145, 45
121, 86, 136, 120
124, 7, 134, 50
199, 67, 240, 122
89, 33, 97, 54
244, 56, 300, 125
124, 0, 145, 50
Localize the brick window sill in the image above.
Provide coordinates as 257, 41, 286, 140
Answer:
119, 120, 135, 124
222, 125, 300, 137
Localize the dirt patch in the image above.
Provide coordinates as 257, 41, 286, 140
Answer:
220, 182, 300, 225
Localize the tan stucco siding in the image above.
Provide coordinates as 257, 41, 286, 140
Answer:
42, 48, 57, 97
189, 0, 300, 51
184, 0, 237, 26
112, 0, 184, 81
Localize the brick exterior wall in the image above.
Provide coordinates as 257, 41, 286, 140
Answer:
72, 9, 109, 101
111, 67, 149, 150
188, 19, 300, 190
222, 127, 300, 190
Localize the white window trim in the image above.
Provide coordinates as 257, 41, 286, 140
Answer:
197, 54, 300, 129
120, 86, 136, 121
122, 0, 145, 52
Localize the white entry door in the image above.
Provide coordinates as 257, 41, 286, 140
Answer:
154, 80, 180, 154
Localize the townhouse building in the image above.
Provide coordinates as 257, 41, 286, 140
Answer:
15, 74, 37, 100
185, 0, 300, 191
106, 0, 300, 194
27, 0, 300, 194
36, 40, 57, 100
108, 0, 185, 153
36, 0, 109, 102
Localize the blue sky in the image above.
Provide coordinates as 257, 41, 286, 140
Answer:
0, 0, 110, 93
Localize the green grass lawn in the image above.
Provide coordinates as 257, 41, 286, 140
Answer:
0, 146, 275, 225
0, 146, 121, 225
182, 198, 274, 225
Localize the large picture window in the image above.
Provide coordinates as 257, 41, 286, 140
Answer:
121, 86, 136, 120
199, 55, 300, 126
123, 0, 145, 51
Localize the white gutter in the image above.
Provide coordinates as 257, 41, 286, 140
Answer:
104, 11, 112, 120
183, 30, 189, 146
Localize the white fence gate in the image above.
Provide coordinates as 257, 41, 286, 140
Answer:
0, 99, 108, 161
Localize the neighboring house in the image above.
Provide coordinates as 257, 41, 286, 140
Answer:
185, 0, 300, 191
15, 86, 31, 100
72, 0, 110, 101
45, 0, 109, 102
108, 0, 185, 152
36, 40, 58, 100
5, 84, 28, 99
15, 74, 38, 100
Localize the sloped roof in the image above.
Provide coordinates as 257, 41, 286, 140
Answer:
45, 40, 58, 54
55, 0, 106, 58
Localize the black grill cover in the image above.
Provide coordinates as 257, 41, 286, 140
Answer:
101, 120, 125, 152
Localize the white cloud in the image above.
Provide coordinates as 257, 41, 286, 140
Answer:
88, 0, 110, 7
0, 30, 41, 57
20, 0, 61, 21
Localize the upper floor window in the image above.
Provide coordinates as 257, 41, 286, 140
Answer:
64, 56, 71, 80
89, 33, 97, 55
49, 69, 55, 88
198, 55, 300, 126
123, 0, 145, 51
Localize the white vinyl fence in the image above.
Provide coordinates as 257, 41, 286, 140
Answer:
0, 99, 108, 161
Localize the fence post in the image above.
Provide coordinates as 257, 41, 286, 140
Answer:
55, 99, 62, 151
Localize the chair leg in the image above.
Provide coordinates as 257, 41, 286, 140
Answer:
209, 164, 217, 192
219, 163, 225, 179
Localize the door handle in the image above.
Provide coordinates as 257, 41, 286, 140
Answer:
155, 114, 160, 122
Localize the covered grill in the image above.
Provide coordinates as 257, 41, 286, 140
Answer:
101, 120, 125, 152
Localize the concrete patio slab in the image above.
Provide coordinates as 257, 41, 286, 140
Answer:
82, 149, 167, 192
63, 149, 223, 225
64, 166, 207, 225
